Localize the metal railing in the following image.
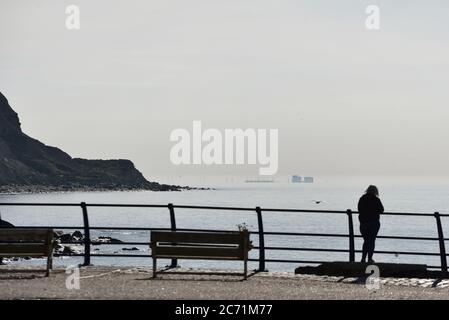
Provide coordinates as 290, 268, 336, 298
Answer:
0, 202, 447, 275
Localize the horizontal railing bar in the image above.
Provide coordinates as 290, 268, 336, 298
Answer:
58, 241, 147, 246
13, 226, 172, 231
53, 240, 446, 258
261, 258, 328, 264
376, 235, 440, 241
258, 246, 348, 253
261, 231, 439, 241
53, 254, 319, 261
84, 253, 153, 258
262, 208, 348, 214
9, 226, 84, 230
261, 231, 349, 237
89, 242, 242, 247
0, 203, 168, 208
259, 259, 444, 269
11, 226, 442, 242
0, 203, 82, 207
172, 205, 256, 211
1, 202, 447, 216
261, 208, 439, 216
373, 250, 441, 256
62, 241, 260, 247
87, 204, 167, 208
50, 253, 446, 269
58, 243, 445, 258
54, 254, 270, 259
383, 212, 444, 217
257, 246, 441, 256
52, 253, 153, 258
86, 253, 259, 258
89, 227, 168, 231
54, 241, 445, 258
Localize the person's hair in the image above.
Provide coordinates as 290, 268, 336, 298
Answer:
365, 185, 379, 197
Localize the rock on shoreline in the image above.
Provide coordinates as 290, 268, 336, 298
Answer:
0, 184, 209, 194
0, 183, 210, 194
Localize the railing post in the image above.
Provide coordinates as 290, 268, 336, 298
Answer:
168, 203, 178, 268
256, 206, 267, 272
80, 202, 91, 266
434, 212, 447, 276
346, 209, 355, 262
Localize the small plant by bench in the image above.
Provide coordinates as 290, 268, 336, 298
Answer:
150, 230, 252, 279
0, 228, 54, 276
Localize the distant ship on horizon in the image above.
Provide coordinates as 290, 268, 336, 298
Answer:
291, 175, 314, 183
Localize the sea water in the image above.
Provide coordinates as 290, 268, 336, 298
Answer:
1, 180, 449, 272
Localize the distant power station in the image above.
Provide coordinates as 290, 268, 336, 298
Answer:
291, 175, 314, 183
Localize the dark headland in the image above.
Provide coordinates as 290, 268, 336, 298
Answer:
0, 92, 186, 193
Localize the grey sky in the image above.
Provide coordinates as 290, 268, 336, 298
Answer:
1, 0, 449, 181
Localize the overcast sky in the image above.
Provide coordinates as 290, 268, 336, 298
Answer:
1, 0, 449, 182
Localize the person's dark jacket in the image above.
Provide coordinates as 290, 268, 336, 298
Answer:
358, 193, 384, 223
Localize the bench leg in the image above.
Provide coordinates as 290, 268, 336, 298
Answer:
152, 257, 157, 278
244, 258, 248, 280
46, 254, 53, 277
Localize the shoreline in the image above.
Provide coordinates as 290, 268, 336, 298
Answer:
0, 185, 211, 196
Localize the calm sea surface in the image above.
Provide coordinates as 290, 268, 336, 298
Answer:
1, 181, 449, 271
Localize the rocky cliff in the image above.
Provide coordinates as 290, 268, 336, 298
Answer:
0, 92, 179, 192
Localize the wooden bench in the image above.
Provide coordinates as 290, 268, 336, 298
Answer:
0, 228, 54, 276
150, 230, 251, 279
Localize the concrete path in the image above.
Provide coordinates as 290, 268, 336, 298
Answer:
1, 266, 449, 300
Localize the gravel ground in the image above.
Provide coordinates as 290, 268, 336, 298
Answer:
1, 266, 449, 300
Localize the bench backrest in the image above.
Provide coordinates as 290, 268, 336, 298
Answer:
151, 231, 250, 260
0, 228, 54, 256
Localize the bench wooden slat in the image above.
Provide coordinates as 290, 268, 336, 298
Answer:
155, 245, 244, 259
151, 231, 243, 244
154, 255, 243, 261
0, 229, 52, 242
0, 243, 48, 255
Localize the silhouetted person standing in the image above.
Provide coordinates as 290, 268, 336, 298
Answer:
358, 185, 384, 263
